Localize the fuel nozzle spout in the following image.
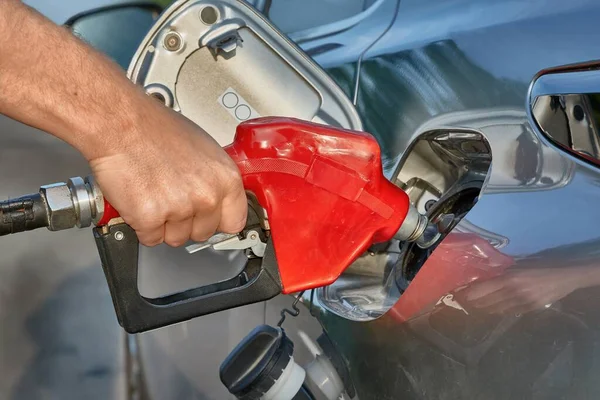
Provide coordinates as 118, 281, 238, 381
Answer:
394, 204, 441, 248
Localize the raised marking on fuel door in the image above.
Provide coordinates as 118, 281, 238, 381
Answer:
218, 88, 260, 122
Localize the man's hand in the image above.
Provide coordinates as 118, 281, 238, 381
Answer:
0, 1, 247, 246
90, 107, 247, 247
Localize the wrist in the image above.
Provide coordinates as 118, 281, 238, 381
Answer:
71, 82, 151, 161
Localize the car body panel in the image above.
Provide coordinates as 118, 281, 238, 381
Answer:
306, 0, 600, 398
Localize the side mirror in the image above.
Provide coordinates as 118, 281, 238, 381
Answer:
64, 3, 163, 69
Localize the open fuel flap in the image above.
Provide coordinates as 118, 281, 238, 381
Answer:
127, 0, 362, 145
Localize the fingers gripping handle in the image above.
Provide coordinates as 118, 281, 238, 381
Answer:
94, 223, 282, 333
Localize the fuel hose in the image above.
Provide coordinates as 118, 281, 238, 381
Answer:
0, 193, 49, 236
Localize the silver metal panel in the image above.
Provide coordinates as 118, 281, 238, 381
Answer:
128, 0, 362, 146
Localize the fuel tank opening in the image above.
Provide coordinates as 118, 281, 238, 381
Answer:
315, 129, 492, 321
400, 185, 482, 285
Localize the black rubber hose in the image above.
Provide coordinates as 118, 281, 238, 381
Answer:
0, 193, 49, 236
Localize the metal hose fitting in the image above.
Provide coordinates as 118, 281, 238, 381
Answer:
0, 175, 105, 236
394, 204, 429, 242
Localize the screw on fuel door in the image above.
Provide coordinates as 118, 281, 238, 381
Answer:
163, 31, 183, 52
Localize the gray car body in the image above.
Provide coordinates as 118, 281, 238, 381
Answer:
311, 1, 600, 399
69, 0, 600, 399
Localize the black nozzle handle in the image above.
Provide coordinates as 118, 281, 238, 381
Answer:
94, 222, 283, 333
0, 193, 48, 236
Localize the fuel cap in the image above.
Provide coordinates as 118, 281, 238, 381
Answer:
220, 325, 306, 400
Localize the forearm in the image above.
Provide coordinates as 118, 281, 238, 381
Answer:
0, 0, 151, 159
0, 2, 248, 246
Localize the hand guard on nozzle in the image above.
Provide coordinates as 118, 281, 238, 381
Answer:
0, 118, 430, 333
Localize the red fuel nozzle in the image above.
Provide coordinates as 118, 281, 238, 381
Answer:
224, 118, 413, 293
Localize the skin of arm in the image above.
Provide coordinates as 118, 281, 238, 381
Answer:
0, 1, 247, 246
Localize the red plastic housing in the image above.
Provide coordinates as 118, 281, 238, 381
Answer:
97, 201, 120, 227
225, 118, 410, 293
